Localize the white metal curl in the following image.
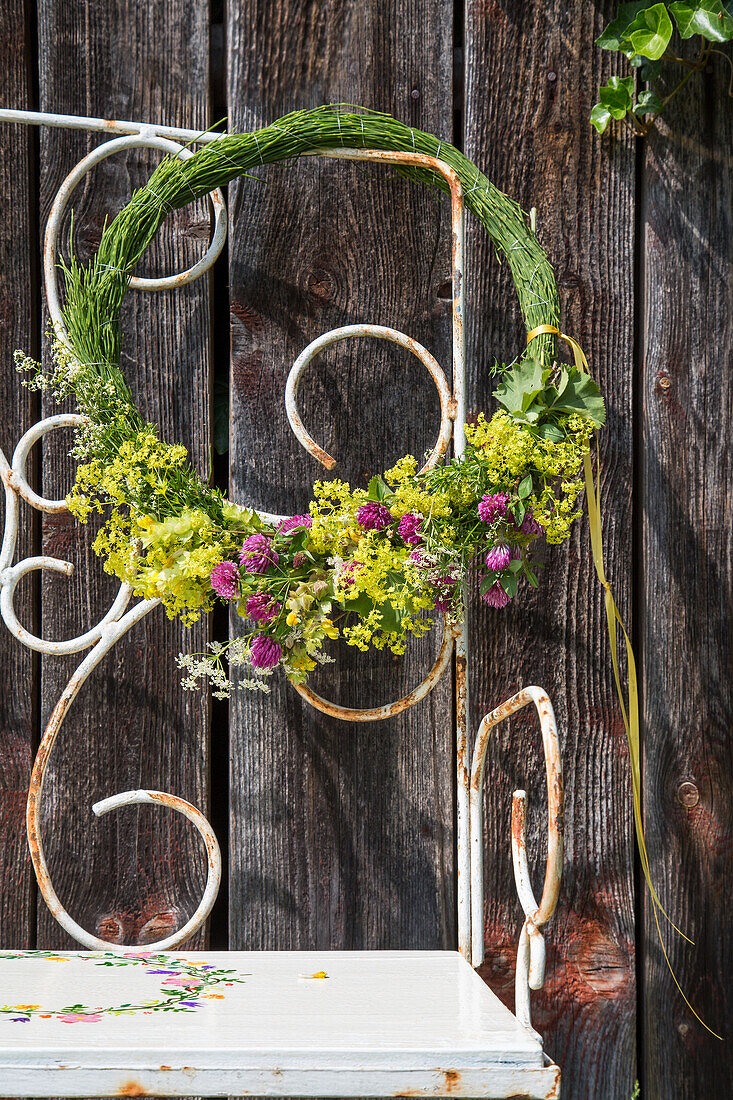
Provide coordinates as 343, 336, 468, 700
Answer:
44, 131, 227, 343
469, 686, 564, 1031
285, 324, 455, 473
0, 414, 221, 952
25, 597, 221, 953
0, 414, 134, 653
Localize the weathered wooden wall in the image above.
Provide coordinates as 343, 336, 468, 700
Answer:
0, 2, 730, 1098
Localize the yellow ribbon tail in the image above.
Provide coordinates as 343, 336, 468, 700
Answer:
584, 450, 686, 939
527, 324, 723, 1039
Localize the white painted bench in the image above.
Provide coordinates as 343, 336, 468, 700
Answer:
0, 108, 564, 1099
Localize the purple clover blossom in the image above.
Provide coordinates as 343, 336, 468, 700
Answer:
478, 492, 509, 525
519, 511, 544, 536
245, 594, 281, 623
277, 514, 313, 536
250, 634, 283, 670
398, 513, 423, 546
485, 543, 511, 571
239, 534, 279, 574
409, 549, 426, 565
210, 560, 240, 600
356, 502, 393, 531
482, 582, 512, 609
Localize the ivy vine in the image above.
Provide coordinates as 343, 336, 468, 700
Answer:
592, 1, 733, 135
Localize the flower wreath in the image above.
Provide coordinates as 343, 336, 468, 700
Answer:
17, 105, 605, 698
15, 104, 713, 1033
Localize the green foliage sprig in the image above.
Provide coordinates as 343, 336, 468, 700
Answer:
592, 2, 733, 135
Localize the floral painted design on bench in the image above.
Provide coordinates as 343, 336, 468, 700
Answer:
0, 951, 244, 1023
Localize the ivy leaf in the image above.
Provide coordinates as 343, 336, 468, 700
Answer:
544, 368, 607, 425
590, 103, 613, 133
634, 89, 664, 114
597, 2, 650, 48
623, 3, 674, 57
638, 57, 664, 78
492, 358, 548, 418
669, 0, 733, 39
598, 75, 635, 119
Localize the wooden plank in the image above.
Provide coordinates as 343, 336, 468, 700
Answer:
226, 1, 455, 960
641, 69, 733, 1096
0, 0, 37, 951
464, 4, 637, 1097
35, 0, 213, 951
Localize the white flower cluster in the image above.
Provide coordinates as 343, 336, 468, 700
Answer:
176, 639, 271, 700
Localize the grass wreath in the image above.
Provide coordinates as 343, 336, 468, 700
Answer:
16, 105, 605, 696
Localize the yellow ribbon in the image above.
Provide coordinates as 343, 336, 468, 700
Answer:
527, 324, 722, 1039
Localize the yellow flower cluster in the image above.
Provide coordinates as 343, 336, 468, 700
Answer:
66, 429, 240, 622
307, 479, 367, 555
336, 532, 434, 654
93, 508, 236, 623
465, 410, 594, 543
383, 455, 453, 518
67, 428, 189, 520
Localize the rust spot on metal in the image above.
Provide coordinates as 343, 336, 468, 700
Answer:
117, 1083, 150, 1097
443, 1069, 461, 1092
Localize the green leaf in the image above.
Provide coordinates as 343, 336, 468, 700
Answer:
634, 89, 664, 114
535, 421, 565, 442
544, 368, 607, 426
480, 573, 497, 594
366, 475, 390, 502
598, 75, 635, 119
342, 593, 374, 616
511, 500, 526, 527
508, 559, 524, 573
623, 3, 674, 57
597, 2, 650, 48
518, 474, 533, 499
669, 0, 733, 39
213, 377, 229, 455
638, 57, 664, 78
590, 103, 613, 133
500, 572, 518, 598
377, 601, 401, 633
492, 358, 548, 418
